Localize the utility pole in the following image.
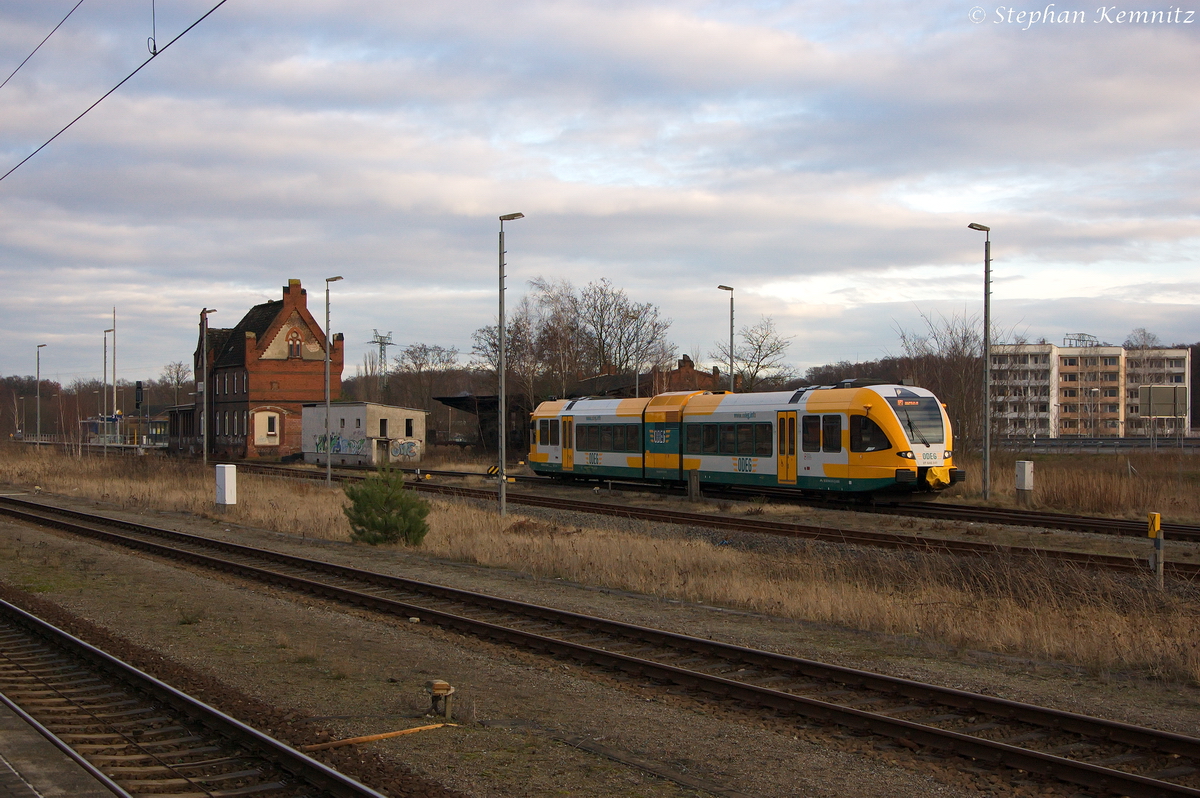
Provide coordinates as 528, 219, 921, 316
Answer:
325, 276, 343, 486
200, 308, 217, 467
111, 308, 118, 445
36, 344, 46, 442
498, 212, 524, 517
103, 329, 113, 458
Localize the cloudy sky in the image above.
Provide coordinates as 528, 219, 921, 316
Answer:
1, 0, 1197, 387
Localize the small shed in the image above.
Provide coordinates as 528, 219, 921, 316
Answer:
302, 402, 427, 467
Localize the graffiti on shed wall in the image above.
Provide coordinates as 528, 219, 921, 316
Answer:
391, 440, 419, 459
314, 433, 368, 455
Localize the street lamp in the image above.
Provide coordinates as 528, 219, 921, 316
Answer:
200, 309, 217, 467
325, 275, 343, 486
498, 211, 524, 517
968, 223, 991, 500
103, 328, 114, 459
36, 344, 46, 443
717, 285, 734, 392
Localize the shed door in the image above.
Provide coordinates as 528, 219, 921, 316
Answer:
562, 416, 574, 471
776, 411, 797, 484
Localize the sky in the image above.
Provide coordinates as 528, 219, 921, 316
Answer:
1, 0, 1198, 388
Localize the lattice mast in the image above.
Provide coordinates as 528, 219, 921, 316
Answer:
368, 330, 395, 392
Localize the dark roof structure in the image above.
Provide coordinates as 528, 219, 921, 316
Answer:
210, 299, 284, 369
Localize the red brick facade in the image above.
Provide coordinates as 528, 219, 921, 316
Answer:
180, 279, 344, 460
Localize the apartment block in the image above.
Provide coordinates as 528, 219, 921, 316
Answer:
990, 335, 1190, 438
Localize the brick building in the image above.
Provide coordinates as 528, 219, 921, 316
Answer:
168, 279, 344, 459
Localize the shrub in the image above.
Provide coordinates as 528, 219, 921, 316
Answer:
342, 467, 430, 546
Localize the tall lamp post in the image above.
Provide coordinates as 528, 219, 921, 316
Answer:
497, 211, 524, 517
36, 344, 46, 442
200, 308, 217, 468
103, 328, 114, 458
968, 223, 991, 500
717, 285, 734, 392
111, 308, 117, 445
324, 275, 343, 486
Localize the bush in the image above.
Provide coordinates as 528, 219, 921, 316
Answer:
342, 467, 430, 546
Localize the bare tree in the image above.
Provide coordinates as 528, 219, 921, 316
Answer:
160, 361, 190, 407
471, 298, 541, 410
394, 343, 459, 414
894, 311, 984, 452
529, 277, 587, 397
710, 316, 794, 392
1123, 328, 1163, 349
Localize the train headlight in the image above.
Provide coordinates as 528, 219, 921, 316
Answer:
944, 450, 952, 458
898, 450, 915, 459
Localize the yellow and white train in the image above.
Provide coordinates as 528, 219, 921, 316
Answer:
528, 382, 964, 497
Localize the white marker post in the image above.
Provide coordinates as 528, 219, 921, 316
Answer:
215, 464, 237, 512
1148, 512, 1163, 590
1014, 461, 1034, 507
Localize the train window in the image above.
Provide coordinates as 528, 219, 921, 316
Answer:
702, 424, 718, 453
627, 425, 640, 451
613, 424, 626, 452
850, 415, 892, 452
718, 424, 737, 455
822, 415, 842, 453
587, 425, 600, 452
788, 417, 796, 456
549, 419, 560, 446
685, 425, 702, 454
564, 421, 572, 449
539, 419, 550, 446
736, 424, 754, 455
600, 425, 613, 451
754, 423, 773, 456
801, 416, 820, 452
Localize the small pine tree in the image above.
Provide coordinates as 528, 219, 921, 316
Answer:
342, 466, 430, 546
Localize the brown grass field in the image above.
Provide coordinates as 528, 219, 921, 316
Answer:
947, 448, 1200, 522
2, 445, 1197, 683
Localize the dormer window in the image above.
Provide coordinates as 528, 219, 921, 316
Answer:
286, 330, 302, 359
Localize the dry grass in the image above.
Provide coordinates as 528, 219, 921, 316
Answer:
947, 450, 1200, 521
3, 445, 1198, 683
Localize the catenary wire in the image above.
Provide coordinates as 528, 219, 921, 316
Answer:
0, 1, 86, 92
0, 0, 232, 185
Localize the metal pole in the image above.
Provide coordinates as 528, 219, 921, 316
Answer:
36, 344, 46, 442
102, 330, 112, 459
325, 276, 342, 485
983, 234, 991, 500
112, 308, 117, 445
200, 309, 216, 468
718, 285, 734, 392
498, 225, 507, 517
968, 223, 993, 501
729, 289, 735, 392
497, 212, 524, 517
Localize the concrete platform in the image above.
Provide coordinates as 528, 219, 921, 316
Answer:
0, 701, 115, 797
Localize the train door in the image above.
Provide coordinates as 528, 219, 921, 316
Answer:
562, 416, 574, 471
776, 411, 797, 484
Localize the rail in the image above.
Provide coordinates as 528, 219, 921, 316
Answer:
2, 496, 1198, 796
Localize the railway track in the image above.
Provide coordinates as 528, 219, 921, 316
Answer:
235, 463, 1197, 578
2, 495, 1200, 796
0, 596, 386, 798
242, 461, 1200, 542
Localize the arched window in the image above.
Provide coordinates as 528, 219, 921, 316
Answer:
287, 330, 302, 358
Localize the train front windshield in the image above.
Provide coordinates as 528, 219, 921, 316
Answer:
891, 397, 945, 446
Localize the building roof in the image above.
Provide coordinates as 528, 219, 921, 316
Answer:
212, 299, 284, 369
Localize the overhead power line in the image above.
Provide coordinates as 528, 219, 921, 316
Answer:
0, 0, 86, 92
0, 0, 232, 185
